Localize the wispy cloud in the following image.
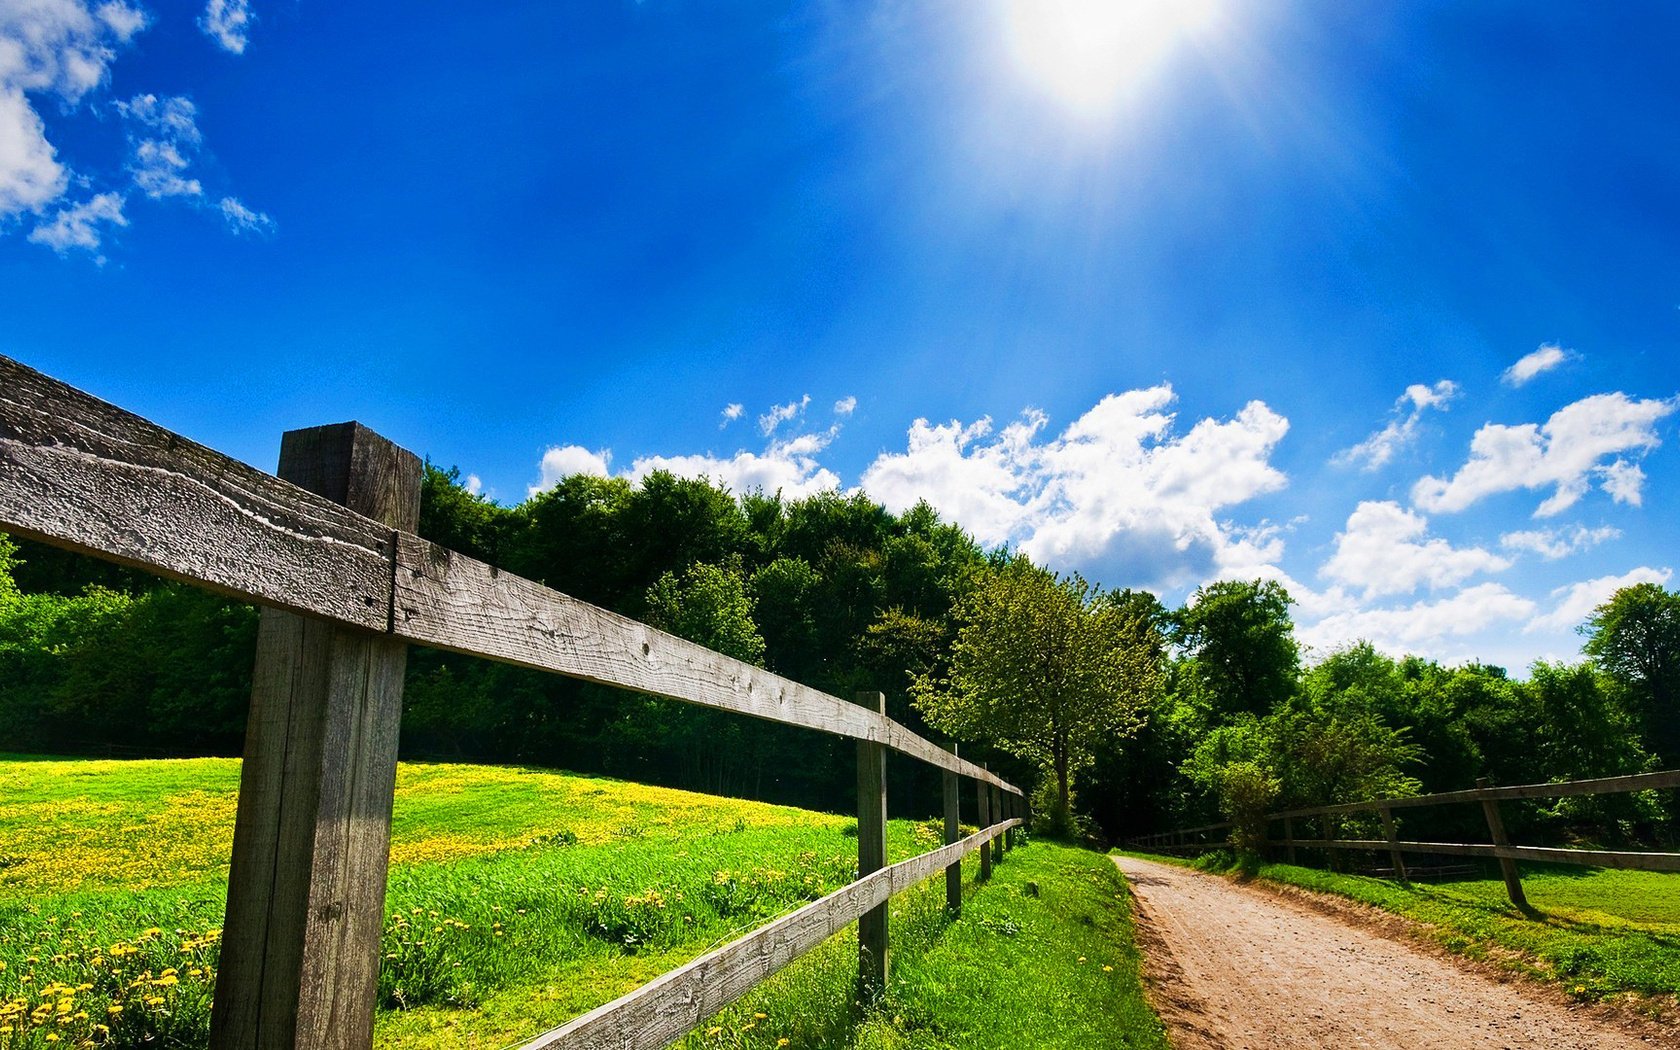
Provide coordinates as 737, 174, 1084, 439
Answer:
27, 191, 127, 259
1500, 524, 1620, 560
1502, 343, 1575, 387
834, 395, 857, 417
1413, 392, 1677, 517
219, 196, 274, 234
759, 394, 810, 436
1529, 566, 1673, 634
200, 0, 254, 54
120, 94, 204, 199
1332, 379, 1458, 472
719, 403, 744, 428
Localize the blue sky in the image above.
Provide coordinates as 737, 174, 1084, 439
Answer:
2, 0, 1677, 672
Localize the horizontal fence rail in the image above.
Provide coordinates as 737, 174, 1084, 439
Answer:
0, 355, 1017, 795
0, 355, 1028, 1050
523, 819, 1022, 1050
1128, 768, 1680, 905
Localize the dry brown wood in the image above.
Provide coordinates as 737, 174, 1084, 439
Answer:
519, 819, 1022, 1050
390, 535, 1021, 793
0, 355, 1022, 797
855, 691, 889, 996
943, 742, 961, 915
211, 423, 420, 1050
0, 354, 394, 632
1274, 837, 1680, 873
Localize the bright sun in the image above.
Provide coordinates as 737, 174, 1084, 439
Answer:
1003, 0, 1221, 121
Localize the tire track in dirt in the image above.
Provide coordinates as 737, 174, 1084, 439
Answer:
1115, 855, 1672, 1050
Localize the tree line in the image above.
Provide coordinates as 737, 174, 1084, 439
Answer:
1, 465, 1675, 844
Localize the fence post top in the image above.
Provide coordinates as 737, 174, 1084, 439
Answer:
854, 690, 886, 714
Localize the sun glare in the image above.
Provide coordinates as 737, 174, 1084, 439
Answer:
1004, 0, 1221, 122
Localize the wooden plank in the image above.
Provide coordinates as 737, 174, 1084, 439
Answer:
943, 742, 961, 915
211, 423, 421, 1050
1301, 838, 1680, 872
0, 356, 1024, 797
520, 820, 1022, 1050
0, 354, 393, 632
977, 773, 992, 881
855, 691, 889, 998
1271, 768, 1680, 820
390, 535, 1021, 793
989, 782, 1003, 864
1379, 805, 1406, 883
1477, 776, 1529, 909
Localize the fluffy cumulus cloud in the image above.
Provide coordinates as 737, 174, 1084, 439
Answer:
1297, 583, 1538, 658
627, 430, 842, 501
1529, 566, 1673, 634
198, 0, 251, 53
1413, 392, 1678, 517
1500, 524, 1619, 560
1501, 343, 1575, 387
1332, 379, 1458, 471
0, 0, 146, 231
1319, 501, 1508, 599
861, 386, 1291, 590
529, 445, 611, 494
759, 395, 810, 435
1, 0, 267, 255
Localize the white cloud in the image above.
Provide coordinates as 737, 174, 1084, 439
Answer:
860, 386, 1291, 590
628, 434, 842, 501
1332, 379, 1458, 471
1413, 392, 1677, 517
1529, 566, 1673, 634
1501, 343, 1574, 387
719, 403, 744, 428
200, 0, 253, 54
529, 445, 611, 495
1500, 524, 1620, 560
219, 195, 272, 234
26, 189, 124, 255
1297, 582, 1537, 658
759, 394, 810, 436
0, 0, 145, 221
834, 395, 857, 417
1319, 500, 1508, 599
464, 474, 483, 496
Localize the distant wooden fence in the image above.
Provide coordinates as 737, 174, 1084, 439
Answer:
1128, 769, 1680, 909
0, 355, 1026, 1050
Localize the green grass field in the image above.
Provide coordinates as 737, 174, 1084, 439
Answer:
0, 755, 1161, 1049
1121, 847, 1680, 1004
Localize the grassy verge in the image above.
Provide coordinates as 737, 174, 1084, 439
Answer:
2, 757, 1165, 1049
1118, 848, 1680, 1004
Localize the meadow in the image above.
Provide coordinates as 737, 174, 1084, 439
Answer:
0, 755, 1160, 1049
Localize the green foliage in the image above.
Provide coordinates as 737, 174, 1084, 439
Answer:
1583, 582, 1680, 764
645, 561, 766, 666
1171, 579, 1299, 720
913, 559, 1163, 831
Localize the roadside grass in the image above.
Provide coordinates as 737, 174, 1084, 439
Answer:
1117, 847, 1680, 1004
1, 757, 1165, 1049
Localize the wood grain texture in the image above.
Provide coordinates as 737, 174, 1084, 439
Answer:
519, 819, 1022, 1050
210, 424, 419, 1050
943, 742, 961, 915
855, 691, 888, 996
391, 536, 1022, 793
0, 355, 394, 632
0, 356, 1022, 797
976, 775, 992, 882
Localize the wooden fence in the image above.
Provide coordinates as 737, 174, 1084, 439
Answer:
1128, 769, 1680, 908
0, 355, 1026, 1050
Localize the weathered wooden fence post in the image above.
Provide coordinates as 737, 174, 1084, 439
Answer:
855, 691, 889, 998
981, 782, 994, 866
1321, 810, 1335, 871
976, 767, 992, 882
943, 741, 961, 915
1378, 805, 1407, 882
1283, 815, 1298, 865
211, 423, 420, 1050
1476, 777, 1529, 911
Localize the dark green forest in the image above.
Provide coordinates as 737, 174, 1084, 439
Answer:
2, 465, 1675, 845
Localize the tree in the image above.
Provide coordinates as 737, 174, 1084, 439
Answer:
1172, 579, 1300, 721
912, 558, 1161, 834
1583, 582, 1680, 765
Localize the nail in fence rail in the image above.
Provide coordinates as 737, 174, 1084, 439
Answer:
0, 355, 1026, 1050
1130, 768, 1680, 907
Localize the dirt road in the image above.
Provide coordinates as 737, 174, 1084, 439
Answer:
1115, 855, 1670, 1049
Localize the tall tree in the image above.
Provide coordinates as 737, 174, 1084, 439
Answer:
912, 558, 1161, 833
1583, 582, 1680, 765
1173, 579, 1300, 720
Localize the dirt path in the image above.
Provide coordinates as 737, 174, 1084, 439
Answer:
1114, 856, 1671, 1050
